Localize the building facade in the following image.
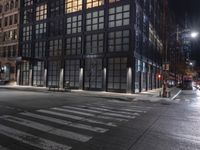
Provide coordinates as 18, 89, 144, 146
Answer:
18, 0, 165, 93
0, 0, 19, 82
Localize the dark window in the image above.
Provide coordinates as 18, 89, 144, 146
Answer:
65, 36, 81, 55
64, 59, 80, 88
35, 41, 46, 58
84, 58, 103, 89
48, 61, 60, 86
49, 19, 63, 36
49, 39, 62, 56
85, 33, 104, 54
108, 57, 127, 90
108, 30, 129, 52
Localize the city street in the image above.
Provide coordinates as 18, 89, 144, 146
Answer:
0, 89, 199, 150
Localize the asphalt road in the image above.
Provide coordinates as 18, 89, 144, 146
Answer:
0, 89, 199, 150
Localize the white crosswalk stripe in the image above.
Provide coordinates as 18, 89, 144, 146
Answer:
0, 124, 72, 150
77, 106, 139, 118
0, 104, 150, 150
62, 105, 138, 118
2, 116, 92, 142
37, 109, 117, 127
20, 112, 108, 133
51, 107, 129, 121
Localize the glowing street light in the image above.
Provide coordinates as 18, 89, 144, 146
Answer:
191, 31, 199, 38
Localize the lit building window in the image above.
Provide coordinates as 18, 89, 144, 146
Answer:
65, 0, 82, 13
86, 0, 104, 9
36, 4, 47, 21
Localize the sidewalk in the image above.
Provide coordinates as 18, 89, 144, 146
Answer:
0, 85, 182, 102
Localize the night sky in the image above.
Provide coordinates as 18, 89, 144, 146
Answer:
169, 0, 200, 66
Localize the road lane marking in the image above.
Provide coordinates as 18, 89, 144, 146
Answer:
37, 109, 117, 127
20, 112, 108, 133
3, 116, 92, 142
78, 106, 138, 119
63, 105, 138, 116
52, 107, 128, 122
0, 124, 71, 150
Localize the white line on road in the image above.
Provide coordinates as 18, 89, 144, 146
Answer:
20, 112, 108, 133
52, 107, 128, 122
63, 105, 139, 116
171, 90, 182, 100
3, 116, 92, 142
0, 124, 71, 150
37, 109, 117, 127
78, 106, 138, 119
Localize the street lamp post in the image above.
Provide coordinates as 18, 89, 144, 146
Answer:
162, 27, 198, 97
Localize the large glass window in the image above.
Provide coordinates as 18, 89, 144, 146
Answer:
22, 26, 32, 41
22, 43, 31, 57
49, 19, 63, 36
65, 36, 81, 55
109, 5, 130, 28
48, 61, 60, 86
108, 57, 127, 91
20, 62, 29, 85
33, 61, 44, 86
86, 0, 104, 9
35, 22, 47, 39
66, 15, 82, 34
84, 58, 102, 89
86, 10, 104, 31
65, 0, 82, 13
49, 39, 62, 56
64, 59, 80, 88
35, 41, 46, 58
36, 4, 47, 21
85, 33, 104, 54
23, 8, 33, 24
108, 30, 129, 52
50, 0, 64, 17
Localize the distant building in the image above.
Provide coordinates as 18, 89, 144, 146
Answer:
18, 0, 166, 93
0, 0, 19, 83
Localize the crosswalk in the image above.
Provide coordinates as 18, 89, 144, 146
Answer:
0, 103, 151, 150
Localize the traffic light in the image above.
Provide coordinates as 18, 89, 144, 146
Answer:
158, 74, 161, 79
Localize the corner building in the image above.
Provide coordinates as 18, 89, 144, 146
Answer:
18, 0, 165, 93
0, 0, 19, 82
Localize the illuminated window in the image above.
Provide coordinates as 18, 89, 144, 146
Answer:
86, 0, 104, 9
36, 4, 47, 21
65, 0, 82, 13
